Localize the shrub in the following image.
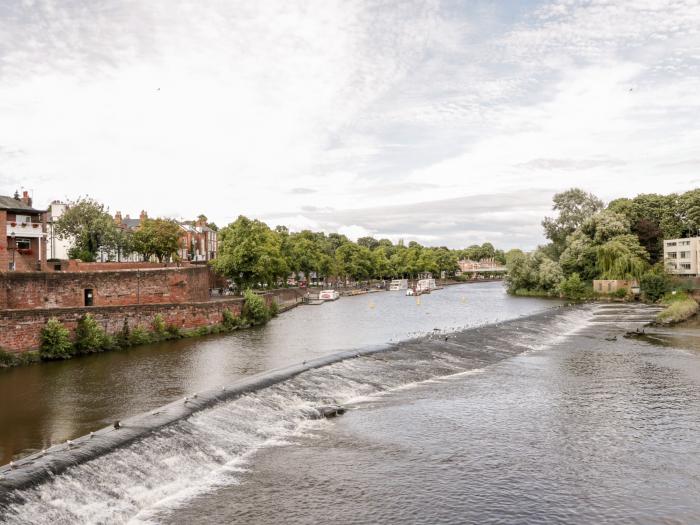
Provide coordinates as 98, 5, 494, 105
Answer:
221, 308, 241, 330
152, 314, 166, 335
74, 314, 107, 354
268, 299, 279, 317
640, 273, 668, 302
129, 326, 152, 346
0, 348, 18, 367
612, 287, 628, 299
40, 318, 74, 360
116, 318, 131, 348
166, 323, 182, 338
242, 290, 270, 326
557, 273, 590, 300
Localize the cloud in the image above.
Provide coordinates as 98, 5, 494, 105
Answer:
288, 187, 317, 195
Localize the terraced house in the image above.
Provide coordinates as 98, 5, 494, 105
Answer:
0, 191, 47, 272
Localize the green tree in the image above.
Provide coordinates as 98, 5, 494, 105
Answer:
213, 216, 288, 288
131, 218, 181, 262
55, 197, 120, 262
596, 235, 649, 280
74, 314, 107, 354
542, 189, 604, 257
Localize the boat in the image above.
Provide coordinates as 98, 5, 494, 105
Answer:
406, 288, 415, 296
318, 289, 340, 301
416, 273, 437, 294
389, 279, 408, 291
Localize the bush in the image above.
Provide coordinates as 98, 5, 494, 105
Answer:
152, 314, 166, 335
221, 308, 241, 330
116, 318, 131, 348
242, 290, 270, 326
40, 318, 75, 360
0, 348, 18, 367
129, 326, 152, 346
268, 299, 279, 317
166, 323, 182, 338
557, 273, 590, 300
74, 314, 107, 354
612, 287, 628, 299
640, 273, 668, 302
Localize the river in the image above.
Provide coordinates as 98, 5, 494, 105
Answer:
2, 282, 700, 524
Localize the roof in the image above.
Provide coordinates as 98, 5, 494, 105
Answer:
0, 195, 44, 213
122, 218, 141, 229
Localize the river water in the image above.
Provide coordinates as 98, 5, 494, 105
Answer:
2, 283, 700, 524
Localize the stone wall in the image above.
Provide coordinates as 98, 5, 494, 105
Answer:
0, 298, 245, 353
0, 267, 211, 310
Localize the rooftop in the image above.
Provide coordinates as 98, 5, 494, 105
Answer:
0, 194, 43, 213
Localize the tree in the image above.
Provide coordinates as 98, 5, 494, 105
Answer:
131, 218, 181, 262
542, 189, 604, 257
596, 235, 649, 280
357, 236, 380, 250
54, 197, 120, 262
213, 216, 288, 288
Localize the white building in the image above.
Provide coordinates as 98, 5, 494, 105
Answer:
663, 237, 699, 276
46, 200, 72, 260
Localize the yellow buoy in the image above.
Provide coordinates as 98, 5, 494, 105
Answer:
461, 296, 466, 303
416, 297, 421, 305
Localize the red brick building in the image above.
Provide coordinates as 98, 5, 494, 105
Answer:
0, 191, 47, 272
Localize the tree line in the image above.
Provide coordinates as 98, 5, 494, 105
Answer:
506, 188, 700, 299
212, 216, 506, 289
52, 197, 507, 286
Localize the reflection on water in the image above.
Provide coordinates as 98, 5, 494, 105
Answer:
0, 282, 556, 465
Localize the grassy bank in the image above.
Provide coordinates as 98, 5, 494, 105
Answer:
656, 292, 699, 325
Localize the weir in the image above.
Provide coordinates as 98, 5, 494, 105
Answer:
0, 303, 661, 523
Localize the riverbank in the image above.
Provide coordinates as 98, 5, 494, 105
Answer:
655, 292, 699, 324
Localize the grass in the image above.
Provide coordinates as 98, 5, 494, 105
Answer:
656, 292, 699, 325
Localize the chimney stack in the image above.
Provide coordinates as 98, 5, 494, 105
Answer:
114, 211, 123, 225
21, 190, 32, 207
139, 210, 148, 222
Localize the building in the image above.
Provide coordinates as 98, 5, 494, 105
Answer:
457, 258, 506, 273
46, 200, 72, 260
178, 217, 218, 262
663, 237, 699, 276
0, 191, 47, 272
593, 279, 638, 295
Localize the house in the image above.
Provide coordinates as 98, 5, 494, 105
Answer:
663, 237, 699, 276
458, 258, 506, 273
0, 191, 47, 272
178, 217, 218, 262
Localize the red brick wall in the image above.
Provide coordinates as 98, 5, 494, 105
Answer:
0, 267, 211, 310
0, 211, 7, 272
56, 261, 193, 272
0, 298, 244, 353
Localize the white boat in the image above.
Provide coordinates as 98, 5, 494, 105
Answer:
406, 288, 415, 296
318, 289, 340, 301
416, 273, 437, 293
389, 279, 408, 291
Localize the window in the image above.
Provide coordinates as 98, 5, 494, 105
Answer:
667, 242, 677, 246
15, 215, 31, 224
681, 263, 692, 270
680, 241, 691, 246
15, 238, 30, 250
667, 252, 677, 259
84, 289, 94, 307
680, 251, 690, 259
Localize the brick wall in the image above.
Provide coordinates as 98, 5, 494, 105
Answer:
0, 267, 211, 310
52, 261, 194, 272
0, 298, 245, 353
0, 211, 7, 272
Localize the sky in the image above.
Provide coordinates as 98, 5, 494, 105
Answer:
0, 0, 699, 250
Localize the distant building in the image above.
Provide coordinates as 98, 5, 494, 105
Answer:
0, 191, 47, 272
458, 258, 506, 273
663, 237, 699, 276
593, 279, 638, 295
178, 217, 218, 262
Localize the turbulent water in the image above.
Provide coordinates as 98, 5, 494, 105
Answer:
2, 294, 698, 524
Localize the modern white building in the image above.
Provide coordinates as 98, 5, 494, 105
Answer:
663, 237, 699, 276
46, 200, 72, 260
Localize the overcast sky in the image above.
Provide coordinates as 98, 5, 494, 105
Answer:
0, 0, 698, 249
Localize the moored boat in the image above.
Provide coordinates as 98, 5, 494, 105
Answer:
318, 289, 340, 301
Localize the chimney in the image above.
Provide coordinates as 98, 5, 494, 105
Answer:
140, 210, 148, 222
21, 190, 32, 207
114, 211, 123, 225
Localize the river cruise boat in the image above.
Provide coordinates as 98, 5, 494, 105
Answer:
318, 289, 340, 301
389, 279, 408, 291
416, 273, 437, 294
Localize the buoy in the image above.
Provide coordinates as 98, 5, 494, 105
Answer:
416, 297, 421, 305
114, 421, 121, 430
